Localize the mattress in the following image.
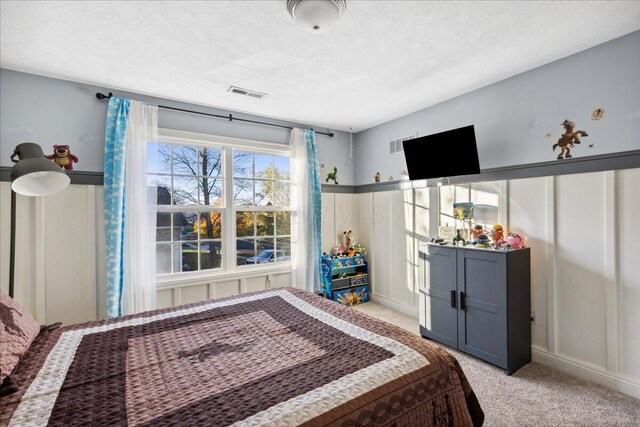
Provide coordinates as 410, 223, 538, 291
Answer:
0, 288, 483, 426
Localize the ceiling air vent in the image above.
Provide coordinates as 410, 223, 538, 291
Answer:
228, 86, 267, 99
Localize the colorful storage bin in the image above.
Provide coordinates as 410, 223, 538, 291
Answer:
332, 285, 370, 307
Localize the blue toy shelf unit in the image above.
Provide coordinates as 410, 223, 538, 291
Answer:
322, 255, 370, 306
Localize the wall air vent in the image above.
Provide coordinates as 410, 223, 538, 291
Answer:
389, 135, 415, 154
228, 86, 267, 99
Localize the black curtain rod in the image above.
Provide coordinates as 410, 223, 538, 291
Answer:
96, 92, 334, 137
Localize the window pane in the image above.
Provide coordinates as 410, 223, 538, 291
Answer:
172, 145, 198, 176
200, 241, 222, 270
236, 211, 254, 237
156, 212, 171, 241
276, 211, 291, 236
236, 238, 255, 265
199, 179, 223, 206
156, 244, 172, 274
275, 237, 291, 261
147, 143, 172, 174
233, 151, 253, 178
256, 237, 275, 252
233, 179, 254, 205
179, 242, 198, 272
198, 212, 222, 239
254, 153, 273, 177
198, 147, 222, 178
256, 179, 289, 206
173, 176, 199, 205
256, 212, 275, 236
274, 156, 290, 181
173, 212, 198, 241
149, 175, 172, 205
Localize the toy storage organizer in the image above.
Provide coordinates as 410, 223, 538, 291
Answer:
322, 255, 370, 306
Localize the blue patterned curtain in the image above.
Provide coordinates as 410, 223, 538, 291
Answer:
104, 97, 130, 317
305, 129, 323, 291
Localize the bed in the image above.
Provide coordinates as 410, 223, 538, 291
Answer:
1, 288, 483, 426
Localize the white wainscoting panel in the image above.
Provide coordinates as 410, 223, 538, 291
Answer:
321, 192, 336, 253
555, 172, 608, 369
616, 168, 640, 381
372, 191, 392, 300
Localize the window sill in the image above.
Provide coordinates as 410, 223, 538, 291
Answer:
156, 262, 293, 290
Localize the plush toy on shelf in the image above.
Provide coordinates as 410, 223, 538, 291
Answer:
507, 233, 526, 249
46, 145, 79, 170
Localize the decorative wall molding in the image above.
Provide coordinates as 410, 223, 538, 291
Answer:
532, 346, 640, 400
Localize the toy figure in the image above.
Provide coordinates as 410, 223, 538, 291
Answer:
326, 167, 338, 184
332, 245, 344, 257
490, 224, 505, 247
46, 145, 79, 170
552, 119, 588, 160
475, 234, 490, 248
374, 172, 381, 183
452, 229, 466, 246
343, 230, 353, 249
507, 233, 525, 249
472, 225, 485, 239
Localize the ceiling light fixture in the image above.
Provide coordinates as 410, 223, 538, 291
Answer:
287, 0, 346, 33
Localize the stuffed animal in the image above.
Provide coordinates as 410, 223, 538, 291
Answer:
490, 224, 505, 247
46, 145, 79, 170
343, 230, 353, 249
507, 233, 525, 249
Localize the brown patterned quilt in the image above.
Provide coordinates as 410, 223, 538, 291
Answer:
0, 288, 483, 426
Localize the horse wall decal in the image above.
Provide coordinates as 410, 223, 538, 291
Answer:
552, 119, 588, 159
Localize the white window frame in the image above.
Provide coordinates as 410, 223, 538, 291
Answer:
154, 128, 292, 285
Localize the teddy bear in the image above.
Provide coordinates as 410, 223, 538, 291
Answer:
46, 145, 79, 170
343, 230, 353, 249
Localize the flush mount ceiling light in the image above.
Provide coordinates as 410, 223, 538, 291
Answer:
287, 0, 347, 33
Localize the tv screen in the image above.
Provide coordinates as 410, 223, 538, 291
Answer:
402, 125, 480, 180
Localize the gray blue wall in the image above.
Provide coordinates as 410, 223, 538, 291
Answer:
0, 69, 356, 185
353, 31, 640, 185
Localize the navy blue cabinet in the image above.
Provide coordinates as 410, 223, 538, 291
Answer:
419, 243, 531, 374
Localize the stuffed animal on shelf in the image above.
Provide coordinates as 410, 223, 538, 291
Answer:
343, 230, 353, 249
490, 224, 505, 247
46, 145, 79, 170
507, 233, 525, 249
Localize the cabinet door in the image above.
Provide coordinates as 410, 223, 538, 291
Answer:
457, 250, 506, 368
419, 245, 458, 348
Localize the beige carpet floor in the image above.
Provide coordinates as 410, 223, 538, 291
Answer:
353, 302, 640, 426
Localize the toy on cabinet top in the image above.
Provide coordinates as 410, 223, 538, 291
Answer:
489, 224, 505, 247
452, 229, 466, 246
46, 145, 79, 170
326, 167, 338, 185
475, 234, 490, 248
507, 233, 525, 249
472, 225, 485, 239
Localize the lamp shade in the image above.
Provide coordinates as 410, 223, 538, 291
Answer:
473, 204, 499, 224
10, 143, 70, 196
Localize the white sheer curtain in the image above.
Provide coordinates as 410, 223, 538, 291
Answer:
122, 101, 158, 315
290, 128, 322, 293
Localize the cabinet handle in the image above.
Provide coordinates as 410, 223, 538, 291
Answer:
450, 290, 457, 308
460, 292, 466, 311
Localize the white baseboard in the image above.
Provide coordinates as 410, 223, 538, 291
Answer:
532, 346, 640, 399
370, 294, 419, 318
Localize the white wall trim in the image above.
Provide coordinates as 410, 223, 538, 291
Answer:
371, 294, 419, 318
603, 171, 618, 373
544, 176, 557, 354
34, 196, 46, 324
532, 346, 640, 400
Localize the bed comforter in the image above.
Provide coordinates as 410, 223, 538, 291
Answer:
0, 288, 483, 426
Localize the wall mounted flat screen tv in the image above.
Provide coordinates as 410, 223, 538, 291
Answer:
402, 125, 480, 180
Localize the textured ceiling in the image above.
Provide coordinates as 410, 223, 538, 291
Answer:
1, 1, 639, 132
